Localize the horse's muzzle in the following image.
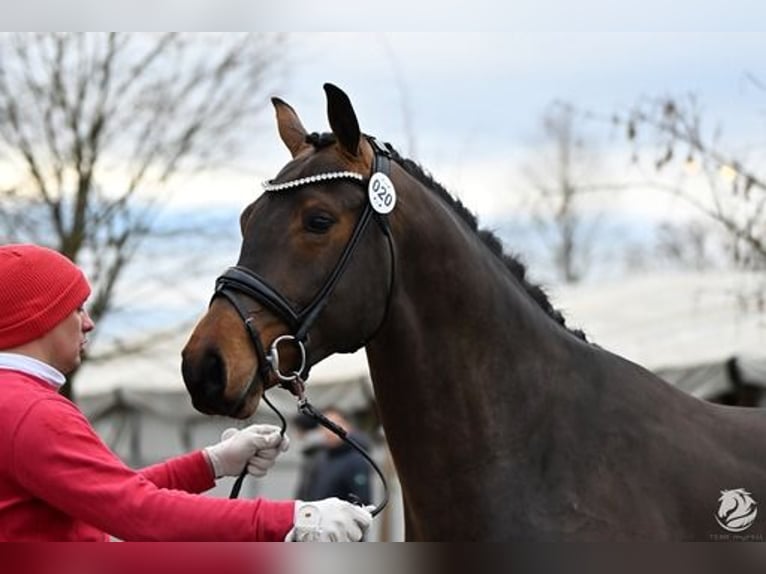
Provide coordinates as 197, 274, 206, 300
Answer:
181, 346, 245, 416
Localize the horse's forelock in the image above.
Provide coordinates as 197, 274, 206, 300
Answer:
305, 131, 336, 149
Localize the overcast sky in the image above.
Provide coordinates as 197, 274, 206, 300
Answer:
106, 30, 766, 331
177, 31, 766, 232
138, 31, 766, 287
281, 32, 765, 144
10, 1, 765, 34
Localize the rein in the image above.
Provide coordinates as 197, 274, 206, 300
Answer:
214, 137, 396, 517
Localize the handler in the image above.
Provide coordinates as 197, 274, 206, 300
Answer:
0, 243, 372, 542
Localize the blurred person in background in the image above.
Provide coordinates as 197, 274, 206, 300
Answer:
0, 244, 371, 541
294, 406, 372, 507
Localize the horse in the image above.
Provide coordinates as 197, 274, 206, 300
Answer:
181, 83, 766, 541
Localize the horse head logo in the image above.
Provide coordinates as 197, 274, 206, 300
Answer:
716, 488, 758, 533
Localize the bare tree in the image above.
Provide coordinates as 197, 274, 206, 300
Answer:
654, 220, 722, 271
0, 33, 287, 399
610, 92, 766, 271
523, 103, 620, 284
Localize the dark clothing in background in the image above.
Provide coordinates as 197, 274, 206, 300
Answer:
295, 432, 372, 505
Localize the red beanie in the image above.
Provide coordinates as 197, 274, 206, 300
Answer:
0, 244, 91, 349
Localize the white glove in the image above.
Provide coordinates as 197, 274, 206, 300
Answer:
204, 424, 290, 479
285, 498, 373, 542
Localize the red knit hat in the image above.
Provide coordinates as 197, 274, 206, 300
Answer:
0, 244, 91, 349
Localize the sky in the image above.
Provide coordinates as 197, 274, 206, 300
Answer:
187, 32, 766, 203
275, 33, 765, 194
169, 32, 766, 262
6, 1, 766, 33
104, 31, 766, 335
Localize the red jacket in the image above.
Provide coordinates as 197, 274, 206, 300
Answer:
0, 369, 294, 541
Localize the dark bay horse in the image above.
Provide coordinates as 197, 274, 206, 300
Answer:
181, 84, 766, 541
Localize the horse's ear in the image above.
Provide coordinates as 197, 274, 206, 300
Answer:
272, 97, 310, 158
324, 83, 361, 157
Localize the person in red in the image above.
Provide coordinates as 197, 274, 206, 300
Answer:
0, 244, 372, 541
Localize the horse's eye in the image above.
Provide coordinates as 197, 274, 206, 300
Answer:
303, 213, 336, 234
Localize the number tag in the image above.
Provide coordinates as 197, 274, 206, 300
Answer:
368, 173, 397, 214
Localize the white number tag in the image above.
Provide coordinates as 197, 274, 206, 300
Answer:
368, 173, 397, 214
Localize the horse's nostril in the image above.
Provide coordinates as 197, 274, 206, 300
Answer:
182, 347, 227, 412
201, 350, 225, 394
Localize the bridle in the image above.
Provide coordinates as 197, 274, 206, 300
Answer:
210, 137, 396, 515
213, 137, 396, 406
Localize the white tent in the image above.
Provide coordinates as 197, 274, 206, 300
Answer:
550, 270, 766, 400
77, 337, 373, 431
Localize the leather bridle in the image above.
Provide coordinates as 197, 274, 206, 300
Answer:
211, 137, 396, 515
212, 137, 396, 410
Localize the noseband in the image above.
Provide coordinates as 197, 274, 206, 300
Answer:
212, 137, 396, 408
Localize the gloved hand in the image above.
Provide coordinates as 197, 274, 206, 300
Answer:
204, 424, 290, 479
285, 498, 373, 542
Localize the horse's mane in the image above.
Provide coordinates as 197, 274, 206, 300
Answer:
307, 132, 587, 341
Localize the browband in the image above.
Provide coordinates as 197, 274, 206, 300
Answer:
262, 171, 364, 193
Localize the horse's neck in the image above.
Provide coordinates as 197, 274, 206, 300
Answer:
364, 188, 594, 538
366, 185, 577, 460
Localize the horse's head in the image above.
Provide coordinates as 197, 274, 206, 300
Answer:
181, 84, 395, 418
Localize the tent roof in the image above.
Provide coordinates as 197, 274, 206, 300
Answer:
77, 336, 372, 419
551, 271, 765, 371
78, 339, 370, 398
550, 270, 766, 397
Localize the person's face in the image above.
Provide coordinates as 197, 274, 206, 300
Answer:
42, 305, 95, 374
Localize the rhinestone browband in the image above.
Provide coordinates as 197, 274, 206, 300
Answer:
262, 171, 365, 193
